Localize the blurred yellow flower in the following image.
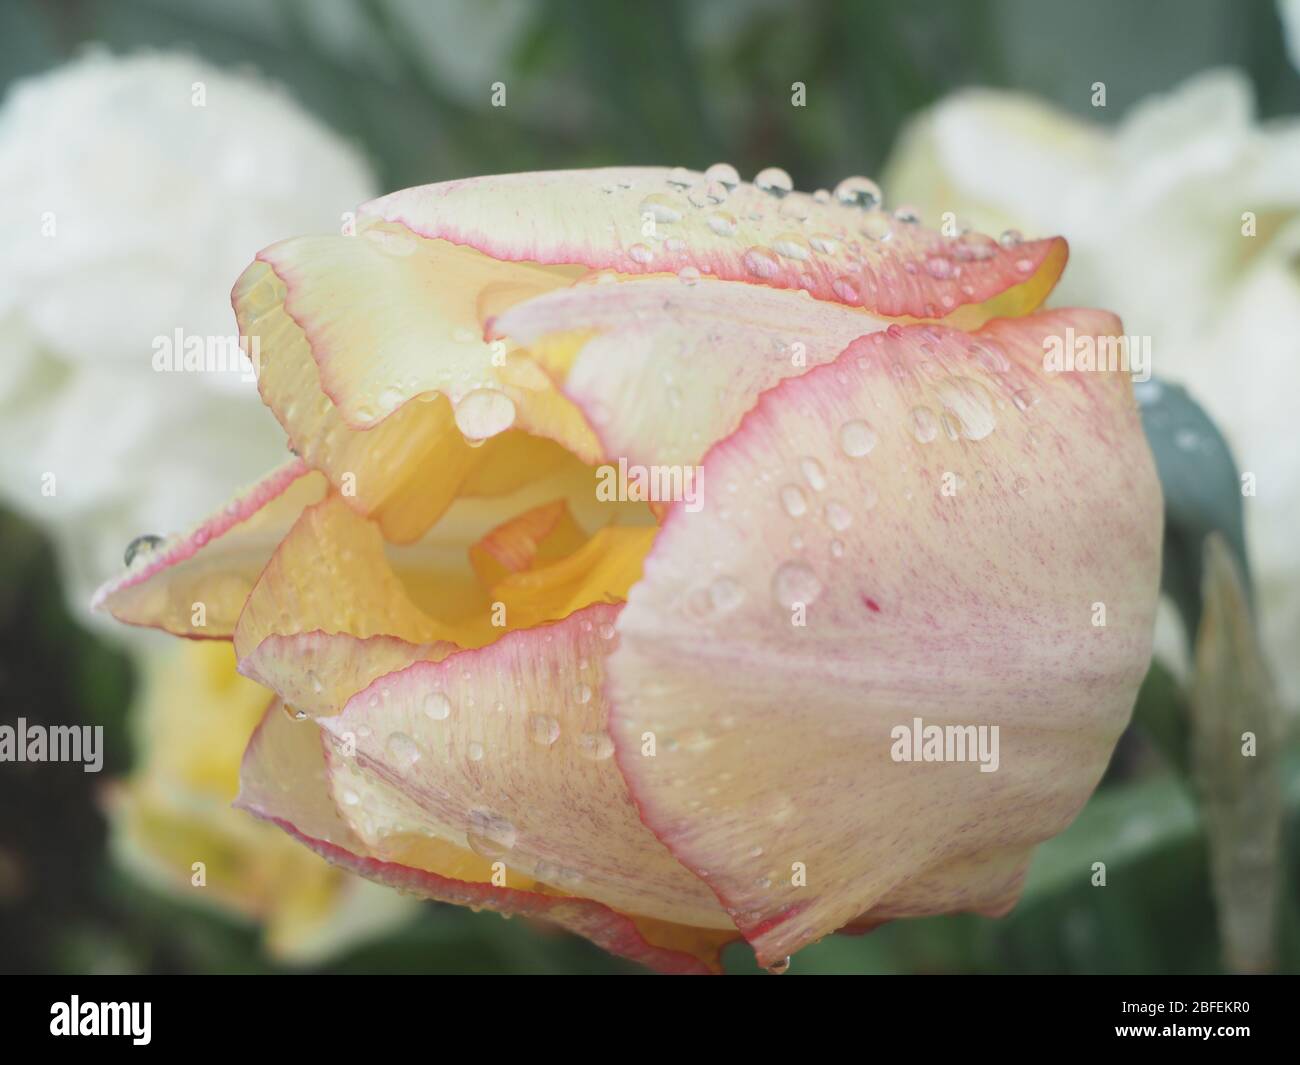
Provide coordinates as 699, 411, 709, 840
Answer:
110, 640, 417, 963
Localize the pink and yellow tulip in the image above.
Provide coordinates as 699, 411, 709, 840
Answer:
95, 167, 1161, 973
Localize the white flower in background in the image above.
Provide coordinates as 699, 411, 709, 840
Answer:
0, 49, 375, 629
0, 49, 421, 958
884, 69, 1300, 709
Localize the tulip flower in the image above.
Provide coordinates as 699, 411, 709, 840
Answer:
95, 167, 1162, 973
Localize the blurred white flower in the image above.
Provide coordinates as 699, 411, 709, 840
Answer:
0, 49, 376, 631
0, 50, 421, 960
884, 69, 1300, 709
1282, 0, 1300, 73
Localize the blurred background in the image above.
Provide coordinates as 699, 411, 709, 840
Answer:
1, 0, 1297, 974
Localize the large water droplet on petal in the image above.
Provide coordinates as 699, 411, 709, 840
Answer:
466, 808, 517, 860
707, 211, 738, 236
527, 713, 561, 747
780, 484, 808, 517
705, 161, 740, 188
124, 534, 163, 567
772, 561, 823, 608
576, 731, 615, 761
423, 691, 452, 721
839, 419, 877, 457
639, 193, 682, 224
454, 389, 516, 441
833, 175, 882, 211
754, 166, 793, 197
934, 377, 997, 440
743, 246, 782, 279
386, 731, 421, 769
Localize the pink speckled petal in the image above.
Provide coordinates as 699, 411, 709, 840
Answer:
91, 460, 326, 637
235, 696, 733, 973
607, 308, 1162, 966
362, 167, 1067, 321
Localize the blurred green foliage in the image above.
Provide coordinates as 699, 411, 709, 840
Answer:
1, 0, 1297, 974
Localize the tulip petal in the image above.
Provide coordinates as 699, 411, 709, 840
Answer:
236, 686, 732, 973
234, 235, 602, 542
606, 309, 1162, 965
234, 255, 597, 544
363, 167, 1066, 321
310, 602, 732, 931
497, 276, 886, 466
91, 460, 325, 637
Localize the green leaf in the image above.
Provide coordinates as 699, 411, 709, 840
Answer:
1137, 377, 1250, 641
1188, 532, 1284, 972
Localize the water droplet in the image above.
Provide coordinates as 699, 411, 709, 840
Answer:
971, 343, 1010, 373
341, 788, 360, 806
639, 193, 682, 224
1012, 388, 1038, 412
831, 274, 861, 303
809, 232, 840, 255
454, 389, 516, 441
576, 731, 615, 761
893, 206, 921, 225
955, 233, 998, 261
307, 670, 324, 695
573, 682, 593, 705
754, 166, 793, 197
527, 713, 561, 747
599, 622, 617, 640
925, 256, 954, 280
999, 229, 1023, 248
772, 232, 811, 260
124, 534, 163, 567
860, 213, 893, 241
830, 538, 845, 558
283, 703, 307, 722
467, 741, 485, 762
666, 166, 693, 188
386, 731, 421, 769
707, 211, 737, 236
824, 500, 853, 531
839, 419, 877, 457
910, 406, 939, 443
466, 808, 516, 860
833, 175, 882, 210
677, 265, 701, 285
780, 484, 808, 517
772, 561, 823, 608
688, 180, 728, 207
743, 246, 781, 279
766, 956, 792, 975
423, 691, 451, 721
800, 457, 827, 491
709, 577, 745, 614
628, 242, 654, 264
935, 377, 996, 440
705, 162, 740, 188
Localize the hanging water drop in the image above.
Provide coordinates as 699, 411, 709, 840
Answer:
754, 166, 793, 197
833, 175, 882, 210
124, 534, 163, 567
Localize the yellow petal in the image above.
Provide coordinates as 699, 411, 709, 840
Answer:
93, 461, 326, 637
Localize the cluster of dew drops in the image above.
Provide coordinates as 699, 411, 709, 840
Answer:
622, 162, 1028, 303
